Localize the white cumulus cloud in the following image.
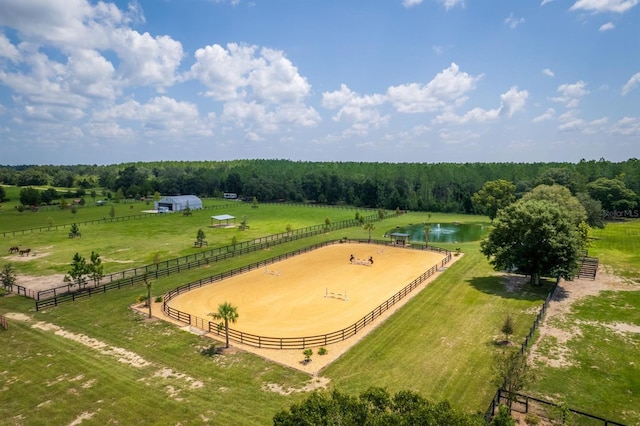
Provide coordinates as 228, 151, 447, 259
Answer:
402, 0, 423, 7
542, 68, 555, 78
387, 63, 483, 113
621, 72, 640, 95
433, 86, 529, 124
599, 22, 615, 31
533, 108, 556, 123
551, 81, 590, 108
570, 0, 639, 14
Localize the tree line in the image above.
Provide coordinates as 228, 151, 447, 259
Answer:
1, 158, 638, 214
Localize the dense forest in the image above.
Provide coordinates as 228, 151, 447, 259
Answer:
0, 159, 638, 215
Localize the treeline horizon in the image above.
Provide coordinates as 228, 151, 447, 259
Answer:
1, 158, 638, 214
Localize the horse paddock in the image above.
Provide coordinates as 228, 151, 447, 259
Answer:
160, 243, 454, 373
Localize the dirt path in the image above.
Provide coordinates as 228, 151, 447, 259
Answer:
528, 265, 639, 369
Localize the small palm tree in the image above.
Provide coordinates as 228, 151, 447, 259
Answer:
423, 226, 430, 247
209, 302, 239, 349
363, 223, 375, 242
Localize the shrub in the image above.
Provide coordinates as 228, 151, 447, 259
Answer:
524, 413, 540, 425
318, 347, 328, 355
154, 296, 163, 303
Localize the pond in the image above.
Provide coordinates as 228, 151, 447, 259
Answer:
388, 223, 487, 244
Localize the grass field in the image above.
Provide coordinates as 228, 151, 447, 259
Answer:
524, 220, 640, 425
1, 199, 636, 424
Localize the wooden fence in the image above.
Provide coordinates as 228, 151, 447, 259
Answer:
33, 213, 386, 310
162, 240, 451, 349
0, 314, 7, 331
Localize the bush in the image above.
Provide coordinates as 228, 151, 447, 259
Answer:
524, 413, 540, 425
201, 344, 218, 357
318, 347, 328, 355
154, 296, 163, 303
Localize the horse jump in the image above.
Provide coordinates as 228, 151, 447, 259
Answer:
9, 246, 19, 254
325, 288, 348, 301
350, 254, 374, 266
264, 267, 281, 276
19, 248, 31, 256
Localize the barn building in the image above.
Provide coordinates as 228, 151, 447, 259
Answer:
154, 195, 203, 212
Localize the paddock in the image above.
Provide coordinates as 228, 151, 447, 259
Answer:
166, 243, 447, 339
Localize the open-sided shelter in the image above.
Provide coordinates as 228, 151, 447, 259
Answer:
390, 232, 410, 246
211, 214, 235, 227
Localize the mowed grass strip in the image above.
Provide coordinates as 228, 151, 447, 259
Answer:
323, 245, 553, 413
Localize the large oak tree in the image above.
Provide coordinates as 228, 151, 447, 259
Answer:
481, 199, 584, 285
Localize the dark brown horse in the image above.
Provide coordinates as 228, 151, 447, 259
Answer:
9, 246, 19, 254
19, 248, 31, 256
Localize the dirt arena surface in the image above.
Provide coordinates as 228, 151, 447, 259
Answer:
160, 243, 453, 374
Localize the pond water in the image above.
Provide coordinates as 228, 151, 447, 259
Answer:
389, 223, 487, 244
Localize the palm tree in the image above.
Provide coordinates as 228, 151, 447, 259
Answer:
363, 223, 375, 242
423, 226, 430, 247
209, 302, 239, 349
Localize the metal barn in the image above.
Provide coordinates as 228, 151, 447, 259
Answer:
154, 195, 203, 212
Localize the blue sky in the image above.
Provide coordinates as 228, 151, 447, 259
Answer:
0, 0, 638, 165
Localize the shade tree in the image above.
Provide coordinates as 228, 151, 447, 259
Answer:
481, 199, 584, 285
471, 179, 516, 222
587, 177, 638, 212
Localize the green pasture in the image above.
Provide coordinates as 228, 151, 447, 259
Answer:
524, 220, 640, 425
0, 202, 370, 276
1, 205, 636, 424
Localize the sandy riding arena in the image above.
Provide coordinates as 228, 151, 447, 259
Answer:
161, 243, 454, 373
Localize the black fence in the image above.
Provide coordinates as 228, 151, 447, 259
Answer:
0, 203, 242, 238
1, 201, 379, 238
484, 277, 626, 425
485, 277, 560, 421
162, 239, 451, 350
33, 212, 387, 310
488, 389, 626, 426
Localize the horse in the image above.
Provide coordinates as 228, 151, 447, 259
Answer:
19, 248, 31, 256
9, 246, 19, 254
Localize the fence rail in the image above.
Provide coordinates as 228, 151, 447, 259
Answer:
485, 277, 560, 421
484, 277, 626, 426
33, 213, 387, 310
490, 389, 626, 426
162, 239, 451, 350
1, 201, 377, 238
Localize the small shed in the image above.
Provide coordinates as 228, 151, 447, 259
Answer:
154, 195, 202, 212
390, 232, 410, 246
211, 214, 235, 228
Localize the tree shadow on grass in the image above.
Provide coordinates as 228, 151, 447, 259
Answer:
467, 275, 556, 301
